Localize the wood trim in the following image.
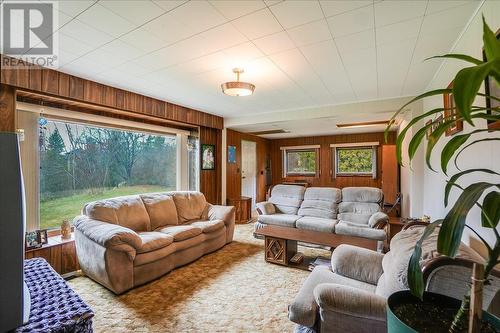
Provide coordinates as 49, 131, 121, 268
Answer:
330, 142, 379, 147
1, 54, 223, 129
280, 144, 321, 150
254, 224, 378, 251
0, 84, 16, 132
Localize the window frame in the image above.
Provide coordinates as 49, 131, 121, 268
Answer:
17, 102, 195, 232
281, 145, 320, 177
331, 142, 378, 178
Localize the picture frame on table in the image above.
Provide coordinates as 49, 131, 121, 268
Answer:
484, 29, 500, 130
443, 82, 463, 136
201, 144, 216, 170
25, 229, 49, 250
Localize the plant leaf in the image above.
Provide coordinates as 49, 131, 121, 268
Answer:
438, 182, 499, 257
454, 136, 500, 170
408, 123, 430, 162
408, 220, 443, 299
441, 133, 471, 175
452, 61, 496, 125
482, 15, 500, 63
426, 54, 483, 65
481, 191, 500, 228
444, 169, 500, 206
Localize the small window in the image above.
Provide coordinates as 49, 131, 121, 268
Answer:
284, 149, 317, 176
334, 146, 376, 176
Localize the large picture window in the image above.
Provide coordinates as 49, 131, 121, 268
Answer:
39, 118, 177, 229
332, 143, 377, 177
282, 146, 319, 177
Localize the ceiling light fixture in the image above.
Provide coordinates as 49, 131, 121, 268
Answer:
221, 68, 255, 97
336, 120, 391, 129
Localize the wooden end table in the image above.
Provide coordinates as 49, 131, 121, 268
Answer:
25, 232, 80, 277
227, 196, 252, 224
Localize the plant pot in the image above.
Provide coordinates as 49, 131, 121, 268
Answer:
387, 290, 500, 332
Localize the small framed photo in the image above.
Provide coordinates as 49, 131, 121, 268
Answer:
25, 231, 42, 250
201, 144, 216, 170
443, 82, 463, 136
39, 229, 48, 245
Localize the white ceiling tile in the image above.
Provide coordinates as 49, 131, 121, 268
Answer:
210, 0, 266, 20
100, 0, 164, 26
83, 48, 129, 68
419, 2, 480, 37
375, 17, 421, 45
58, 32, 95, 55
327, 6, 374, 37
119, 28, 167, 53
426, 0, 478, 14
270, 1, 324, 29
320, 0, 373, 18
374, 1, 427, 27
56, 0, 96, 17
59, 19, 114, 49
223, 42, 264, 66
152, 1, 188, 12
143, 1, 226, 44
287, 20, 332, 47
300, 40, 344, 71
110, 62, 151, 77
76, 3, 136, 38
412, 26, 463, 64
175, 52, 228, 75
232, 9, 282, 40
253, 31, 295, 55
335, 29, 375, 54
97, 39, 144, 62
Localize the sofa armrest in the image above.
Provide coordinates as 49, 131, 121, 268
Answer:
314, 283, 387, 321
73, 215, 142, 252
208, 204, 236, 243
369, 212, 389, 228
330, 244, 384, 285
256, 201, 276, 215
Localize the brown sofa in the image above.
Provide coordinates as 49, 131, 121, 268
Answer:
73, 191, 235, 294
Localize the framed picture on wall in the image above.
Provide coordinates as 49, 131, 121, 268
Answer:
443, 82, 463, 136
228, 145, 236, 163
484, 29, 500, 130
425, 119, 433, 139
201, 144, 216, 170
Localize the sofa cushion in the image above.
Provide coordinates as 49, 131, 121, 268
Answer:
157, 225, 203, 241
136, 232, 174, 253
338, 202, 381, 215
190, 219, 224, 233
296, 216, 337, 233
258, 214, 301, 228
375, 226, 439, 298
134, 244, 176, 266
84, 195, 150, 232
341, 187, 383, 203
269, 185, 306, 215
335, 221, 386, 241
140, 193, 178, 229
298, 187, 341, 219
172, 192, 207, 223
337, 212, 373, 225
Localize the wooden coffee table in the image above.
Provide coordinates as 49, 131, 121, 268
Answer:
255, 224, 378, 271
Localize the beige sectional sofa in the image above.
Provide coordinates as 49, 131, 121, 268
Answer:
73, 191, 235, 294
256, 185, 388, 244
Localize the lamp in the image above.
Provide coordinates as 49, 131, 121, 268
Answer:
221, 68, 255, 96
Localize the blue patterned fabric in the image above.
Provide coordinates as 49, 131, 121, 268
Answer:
16, 258, 94, 333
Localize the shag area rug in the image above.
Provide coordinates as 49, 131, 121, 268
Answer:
68, 223, 330, 333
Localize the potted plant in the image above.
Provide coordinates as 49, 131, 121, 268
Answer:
384, 17, 500, 332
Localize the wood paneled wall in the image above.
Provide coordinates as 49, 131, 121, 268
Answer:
226, 129, 271, 203
0, 55, 223, 129
200, 126, 222, 204
0, 84, 16, 132
270, 132, 397, 189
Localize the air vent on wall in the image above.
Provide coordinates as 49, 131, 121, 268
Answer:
248, 129, 289, 135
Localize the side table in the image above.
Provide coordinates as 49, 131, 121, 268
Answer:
227, 196, 252, 224
25, 233, 79, 277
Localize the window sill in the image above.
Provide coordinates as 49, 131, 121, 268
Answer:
335, 173, 373, 177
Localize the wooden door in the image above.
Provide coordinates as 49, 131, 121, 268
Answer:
381, 145, 398, 204
241, 140, 257, 208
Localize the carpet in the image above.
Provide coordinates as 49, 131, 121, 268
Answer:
68, 223, 330, 333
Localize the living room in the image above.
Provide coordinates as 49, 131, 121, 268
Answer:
0, 0, 499, 332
